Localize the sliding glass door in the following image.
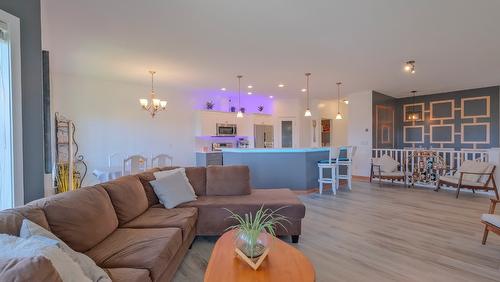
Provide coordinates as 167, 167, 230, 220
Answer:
0, 10, 22, 210
0, 20, 13, 209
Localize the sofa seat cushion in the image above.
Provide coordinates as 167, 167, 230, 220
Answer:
37, 185, 119, 252
439, 175, 494, 188
86, 228, 182, 281
180, 189, 305, 235
481, 214, 500, 228
121, 207, 197, 241
105, 268, 152, 282
101, 175, 149, 225
206, 165, 251, 196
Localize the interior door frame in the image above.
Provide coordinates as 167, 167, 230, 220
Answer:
0, 9, 23, 207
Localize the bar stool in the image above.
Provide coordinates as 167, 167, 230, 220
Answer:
337, 146, 357, 190
318, 147, 340, 195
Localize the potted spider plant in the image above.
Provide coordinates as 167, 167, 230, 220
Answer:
225, 206, 289, 261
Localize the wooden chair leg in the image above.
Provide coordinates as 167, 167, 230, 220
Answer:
434, 180, 440, 192
456, 187, 461, 198
494, 188, 499, 200
472, 189, 475, 194
482, 226, 489, 245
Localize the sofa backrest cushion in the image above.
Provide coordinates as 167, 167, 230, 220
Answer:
0, 257, 63, 282
136, 168, 161, 207
101, 175, 149, 225
0, 206, 49, 236
206, 165, 251, 196
39, 185, 118, 252
159, 166, 207, 196
185, 167, 207, 196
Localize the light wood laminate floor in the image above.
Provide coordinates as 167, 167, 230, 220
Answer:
173, 181, 500, 282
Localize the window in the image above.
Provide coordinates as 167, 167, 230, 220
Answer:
0, 10, 22, 210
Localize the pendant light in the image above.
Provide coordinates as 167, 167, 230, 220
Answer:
236, 75, 244, 118
335, 82, 343, 120
304, 73, 312, 117
139, 71, 167, 118
407, 90, 420, 120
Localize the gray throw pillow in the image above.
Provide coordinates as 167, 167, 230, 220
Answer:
150, 170, 197, 208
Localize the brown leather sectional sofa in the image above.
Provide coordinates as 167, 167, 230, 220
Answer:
0, 165, 306, 282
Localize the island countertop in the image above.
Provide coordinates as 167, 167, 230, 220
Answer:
222, 148, 329, 190
221, 148, 329, 153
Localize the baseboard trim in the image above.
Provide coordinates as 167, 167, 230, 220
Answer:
353, 175, 370, 182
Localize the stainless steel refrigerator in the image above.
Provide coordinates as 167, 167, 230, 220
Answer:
254, 125, 274, 148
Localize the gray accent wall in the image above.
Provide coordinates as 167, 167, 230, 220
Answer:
390, 86, 499, 149
0, 0, 44, 203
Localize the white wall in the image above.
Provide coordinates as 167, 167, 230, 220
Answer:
52, 73, 199, 185
310, 98, 348, 147
346, 90, 373, 177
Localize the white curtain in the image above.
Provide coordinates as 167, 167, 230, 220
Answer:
0, 25, 13, 210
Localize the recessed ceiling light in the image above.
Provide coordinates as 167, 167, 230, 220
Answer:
301, 88, 307, 93
247, 92, 252, 95
269, 95, 274, 99
278, 84, 285, 88
220, 87, 226, 91
247, 85, 253, 89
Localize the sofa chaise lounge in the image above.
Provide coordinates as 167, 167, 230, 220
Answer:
0, 165, 306, 282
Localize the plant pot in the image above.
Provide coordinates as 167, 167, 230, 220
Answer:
234, 230, 270, 259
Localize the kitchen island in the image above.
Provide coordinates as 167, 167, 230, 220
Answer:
222, 148, 329, 190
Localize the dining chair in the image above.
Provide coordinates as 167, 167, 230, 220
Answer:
151, 154, 173, 168
123, 155, 148, 175
108, 153, 124, 168
318, 147, 340, 195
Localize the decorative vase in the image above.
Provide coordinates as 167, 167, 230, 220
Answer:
257, 105, 264, 112
234, 230, 270, 259
240, 107, 246, 114
206, 101, 214, 110
230, 106, 236, 112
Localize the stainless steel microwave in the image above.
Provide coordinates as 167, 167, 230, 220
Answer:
216, 123, 237, 136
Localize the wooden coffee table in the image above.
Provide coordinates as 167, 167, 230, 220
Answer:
204, 230, 315, 282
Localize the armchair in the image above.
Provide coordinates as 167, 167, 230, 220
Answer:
370, 154, 407, 187
435, 160, 498, 199
481, 199, 500, 244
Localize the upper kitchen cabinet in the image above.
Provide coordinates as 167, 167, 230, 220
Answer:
195, 110, 238, 136
195, 110, 272, 137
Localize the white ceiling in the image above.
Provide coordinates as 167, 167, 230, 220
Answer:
42, 0, 500, 98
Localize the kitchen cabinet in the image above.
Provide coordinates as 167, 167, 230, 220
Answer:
195, 111, 237, 136
196, 152, 223, 166
195, 110, 272, 138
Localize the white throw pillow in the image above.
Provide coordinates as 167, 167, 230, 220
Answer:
150, 170, 197, 208
376, 154, 399, 173
0, 234, 91, 282
20, 219, 111, 282
154, 168, 197, 197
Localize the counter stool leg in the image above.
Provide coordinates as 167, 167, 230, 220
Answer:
332, 166, 337, 195
318, 167, 323, 194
